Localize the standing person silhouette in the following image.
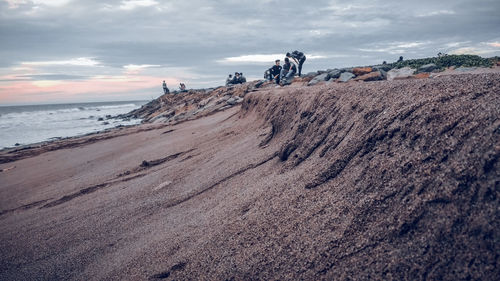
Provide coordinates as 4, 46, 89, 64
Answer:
286, 50, 306, 76
162, 80, 169, 94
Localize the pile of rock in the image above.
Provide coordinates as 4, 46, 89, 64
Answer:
306, 63, 442, 85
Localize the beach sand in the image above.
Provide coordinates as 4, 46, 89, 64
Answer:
1, 72, 499, 280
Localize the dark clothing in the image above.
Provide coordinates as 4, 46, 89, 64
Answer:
280, 62, 296, 85
162, 82, 169, 94
270, 65, 282, 84
239, 76, 246, 83
283, 62, 297, 73
289, 50, 306, 76
290, 50, 305, 60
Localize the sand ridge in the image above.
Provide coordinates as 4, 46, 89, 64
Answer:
0, 72, 499, 280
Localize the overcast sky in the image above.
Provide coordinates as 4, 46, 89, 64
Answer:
0, 0, 499, 105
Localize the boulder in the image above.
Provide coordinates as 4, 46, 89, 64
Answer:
226, 96, 243, 105
354, 71, 383, 82
339, 72, 355, 82
387, 67, 415, 81
418, 63, 438, 73
327, 69, 342, 79
305, 72, 318, 77
352, 67, 372, 76
308, 73, 329, 86
412, 73, 430, 79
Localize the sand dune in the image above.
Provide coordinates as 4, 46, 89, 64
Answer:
1, 72, 499, 280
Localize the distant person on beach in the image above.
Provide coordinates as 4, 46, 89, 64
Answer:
269, 59, 282, 84
286, 50, 306, 76
239, 73, 246, 83
162, 80, 169, 94
232, 72, 240, 84
280, 57, 296, 86
226, 74, 233, 86
179, 83, 187, 92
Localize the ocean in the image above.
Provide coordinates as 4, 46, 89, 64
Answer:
0, 101, 148, 149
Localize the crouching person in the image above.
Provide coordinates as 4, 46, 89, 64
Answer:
280, 57, 296, 86
269, 59, 282, 85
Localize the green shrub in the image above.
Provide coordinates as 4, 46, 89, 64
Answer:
390, 54, 494, 70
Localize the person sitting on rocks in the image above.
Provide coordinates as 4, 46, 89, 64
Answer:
226, 74, 233, 86
231, 72, 242, 84
239, 72, 247, 83
179, 83, 187, 92
280, 57, 297, 86
286, 50, 306, 76
162, 80, 169, 94
269, 59, 282, 85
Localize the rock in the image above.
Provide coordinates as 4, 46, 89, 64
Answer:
102, 122, 110, 125
354, 71, 383, 82
304, 72, 318, 77
255, 80, 266, 88
97, 117, 104, 121
352, 67, 372, 76
387, 67, 415, 81
308, 73, 329, 86
412, 73, 430, 79
338, 72, 355, 82
317, 70, 327, 75
373, 64, 392, 72
226, 97, 243, 105
497, 61, 500, 66
418, 63, 438, 73
327, 69, 342, 79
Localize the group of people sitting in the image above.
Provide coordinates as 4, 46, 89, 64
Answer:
162, 81, 188, 94
226, 72, 247, 86
265, 50, 306, 86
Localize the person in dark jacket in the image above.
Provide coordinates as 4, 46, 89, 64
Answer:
286, 50, 306, 76
269, 59, 282, 84
239, 73, 247, 83
280, 57, 296, 85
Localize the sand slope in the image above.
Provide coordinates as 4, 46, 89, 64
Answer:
0, 73, 499, 280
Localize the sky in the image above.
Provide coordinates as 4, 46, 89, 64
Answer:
0, 0, 499, 105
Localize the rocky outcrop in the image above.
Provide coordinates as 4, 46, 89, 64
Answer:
387, 67, 415, 81
307, 73, 329, 86
418, 63, 438, 73
352, 67, 372, 76
338, 72, 355, 82
353, 70, 384, 81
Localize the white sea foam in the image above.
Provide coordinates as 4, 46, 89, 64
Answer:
0, 101, 147, 149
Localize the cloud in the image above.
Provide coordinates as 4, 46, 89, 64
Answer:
416, 10, 456, 17
123, 64, 160, 74
21, 58, 101, 67
119, 0, 158, 10
217, 54, 328, 65
1, 0, 500, 104
359, 41, 430, 54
